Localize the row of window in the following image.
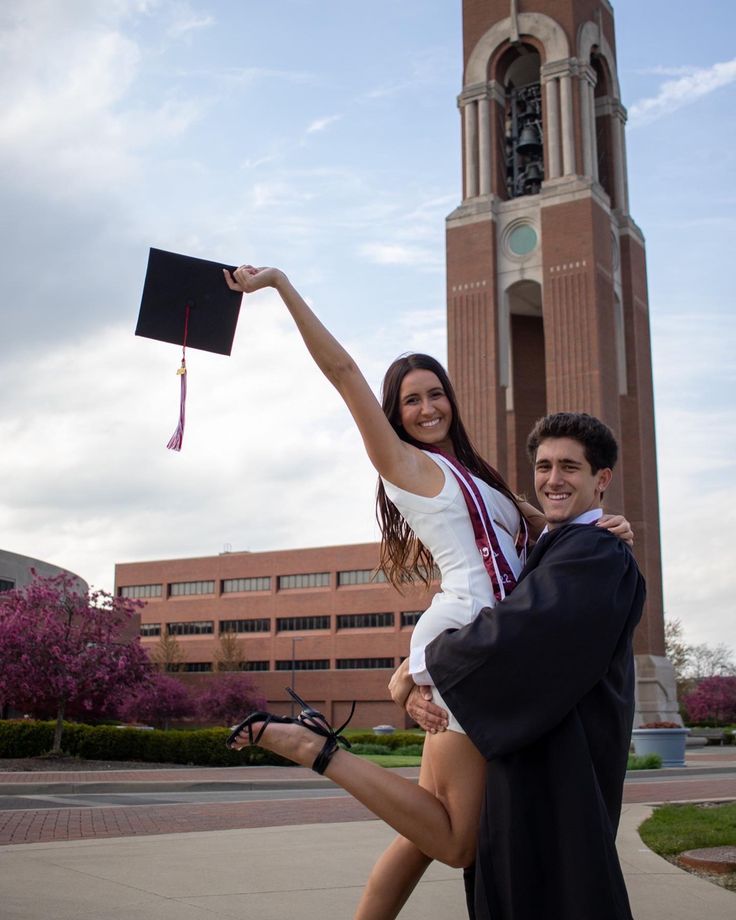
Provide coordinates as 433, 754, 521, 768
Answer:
142, 611, 424, 638
120, 566, 406, 600
170, 658, 395, 673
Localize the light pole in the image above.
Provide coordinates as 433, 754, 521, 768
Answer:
290, 636, 305, 717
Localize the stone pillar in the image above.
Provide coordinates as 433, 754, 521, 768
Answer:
478, 95, 491, 196
543, 76, 561, 179
464, 99, 479, 199
560, 72, 576, 176
579, 64, 598, 180
612, 101, 630, 213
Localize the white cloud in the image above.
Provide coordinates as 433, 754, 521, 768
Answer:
360, 242, 442, 269
0, 3, 202, 195
629, 58, 736, 127
306, 114, 341, 134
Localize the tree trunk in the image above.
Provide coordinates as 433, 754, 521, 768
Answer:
52, 699, 66, 754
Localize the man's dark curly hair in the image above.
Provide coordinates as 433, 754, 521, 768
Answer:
526, 412, 618, 472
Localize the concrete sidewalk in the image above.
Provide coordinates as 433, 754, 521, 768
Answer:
0, 748, 734, 918
0, 805, 734, 920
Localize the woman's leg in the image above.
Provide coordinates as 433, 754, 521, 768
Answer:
353, 835, 432, 920
353, 745, 439, 920
235, 719, 486, 868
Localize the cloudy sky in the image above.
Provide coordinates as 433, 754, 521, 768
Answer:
1, 1, 734, 653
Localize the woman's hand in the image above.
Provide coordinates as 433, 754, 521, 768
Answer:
598, 513, 634, 547
223, 265, 286, 294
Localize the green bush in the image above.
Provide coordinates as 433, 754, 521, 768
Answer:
345, 731, 425, 751
628, 753, 662, 770
0, 720, 291, 767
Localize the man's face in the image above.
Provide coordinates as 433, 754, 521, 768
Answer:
534, 437, 612, 529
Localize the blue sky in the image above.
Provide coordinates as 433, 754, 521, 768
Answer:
1, 0, 734, 652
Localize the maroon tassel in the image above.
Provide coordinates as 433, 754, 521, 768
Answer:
166, 305, 190, 451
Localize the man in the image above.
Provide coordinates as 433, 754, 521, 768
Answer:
406, 412, 645, 920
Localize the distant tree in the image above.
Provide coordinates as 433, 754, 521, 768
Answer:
685, 643, 736, 680
664, 618, 690, 682
119, 673, 196, 729
197, 672, 266, 726
149, 632, 186, 672
681, 677, 736, 725
0, 573, 152, 753
214, 631, 245, 671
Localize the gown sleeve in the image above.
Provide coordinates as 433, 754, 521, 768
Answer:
425, 524, 645, 759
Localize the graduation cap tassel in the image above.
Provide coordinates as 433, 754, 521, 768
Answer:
166, 305, 190, 452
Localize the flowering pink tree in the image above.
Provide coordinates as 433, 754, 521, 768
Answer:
118, 673, 196, 729
0, 573, 152, 753
682, 676, 736, 725
197, 672, 266, 726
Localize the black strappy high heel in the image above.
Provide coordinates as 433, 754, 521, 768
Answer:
225, 688, 356, 775
286, 687, 356, 774
225, 710, 294, 750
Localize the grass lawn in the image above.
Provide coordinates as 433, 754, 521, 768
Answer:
358, 754, 422, 767
639, 802, 736, 892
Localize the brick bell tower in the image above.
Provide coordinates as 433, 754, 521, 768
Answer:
447, 0, 677, 722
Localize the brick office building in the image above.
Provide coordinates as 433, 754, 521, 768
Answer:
115, 543, 438, 728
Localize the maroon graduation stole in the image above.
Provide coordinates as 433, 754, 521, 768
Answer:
424, 447, 528, 602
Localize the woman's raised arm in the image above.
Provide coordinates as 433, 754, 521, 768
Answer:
225, 265, 424, 487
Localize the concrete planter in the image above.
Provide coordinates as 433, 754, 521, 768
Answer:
631, 727, 690, 767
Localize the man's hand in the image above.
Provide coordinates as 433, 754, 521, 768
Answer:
405, 685, 449, 733
388, 659, 415, 708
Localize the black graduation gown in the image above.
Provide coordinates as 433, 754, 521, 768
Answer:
426, 523, 645, 920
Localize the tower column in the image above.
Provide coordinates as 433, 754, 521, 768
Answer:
478, 94, 492, 195
579, 64, 598, 180
542, 72, 561, 179
612, 101, 630, 213
559, 71, 576, 176
463, 97, 479, 199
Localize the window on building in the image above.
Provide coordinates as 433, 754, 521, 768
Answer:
277, 572, 330, 590
119, 584, 163, 599
219, 618, 271, 634
242, 661, 270, 672
140, 623, 161, 637
181, 662, 213, 672
337, 569, 387, 586
275, 659, 329, 671
337, 613, 394, 629
169, 581, 215, 597
167, 621, 214, 636
401, 611, 424, 627
276, 616, 330, 632
336, 658, 395, 670
221, 576, 271, 593
0, 578, 15, 592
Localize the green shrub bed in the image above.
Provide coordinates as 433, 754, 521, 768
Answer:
0, 720, 291, 767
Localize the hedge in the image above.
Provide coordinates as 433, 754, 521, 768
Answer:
0, 720, 291, 767
345, 731, 425, 750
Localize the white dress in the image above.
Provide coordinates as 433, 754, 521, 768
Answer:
382, 452, 522, 733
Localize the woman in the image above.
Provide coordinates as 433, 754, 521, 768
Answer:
224, 264, 632, 919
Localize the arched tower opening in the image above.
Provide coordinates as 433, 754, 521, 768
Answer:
506, 279, 546, 498
495, 44, 544, 200
592, 53, 615, 203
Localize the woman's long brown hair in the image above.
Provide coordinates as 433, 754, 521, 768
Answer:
376, 353, 520, 590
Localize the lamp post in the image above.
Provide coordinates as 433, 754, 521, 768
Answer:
290, 636, 305, 717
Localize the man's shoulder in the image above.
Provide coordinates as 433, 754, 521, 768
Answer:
540, 521, 638, 567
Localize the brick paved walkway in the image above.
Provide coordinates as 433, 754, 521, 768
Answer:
1, 751, 733, 847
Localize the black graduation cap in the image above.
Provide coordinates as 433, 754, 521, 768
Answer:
135, 248, 243, 450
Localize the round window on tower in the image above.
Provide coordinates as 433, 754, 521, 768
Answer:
505, 222, 538, 258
